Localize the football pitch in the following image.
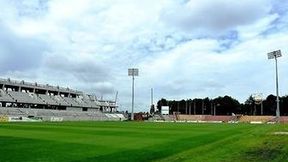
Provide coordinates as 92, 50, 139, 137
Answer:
0, 122, 288, 162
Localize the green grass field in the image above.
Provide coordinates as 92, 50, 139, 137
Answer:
0, 122, 288, 162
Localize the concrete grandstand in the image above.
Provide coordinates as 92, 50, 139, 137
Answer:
0, 78, 126, 121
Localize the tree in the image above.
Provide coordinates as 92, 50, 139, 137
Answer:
154, 94, 288, 116
280, 95, 288, 116
156, 98, 168, 113
263, 94, 276, 115
213, 96, 240, 115
203, 97, 210, 115
244, 95, 255, 115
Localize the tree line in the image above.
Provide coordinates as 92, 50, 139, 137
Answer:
154, 95, 288, 116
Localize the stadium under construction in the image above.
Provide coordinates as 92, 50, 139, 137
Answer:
0, 78, 125, 122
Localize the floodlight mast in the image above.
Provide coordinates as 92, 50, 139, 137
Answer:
128, 68, 139, 120
267, 50, 282, 118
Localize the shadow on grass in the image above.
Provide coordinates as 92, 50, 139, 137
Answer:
236, 139, 288, 162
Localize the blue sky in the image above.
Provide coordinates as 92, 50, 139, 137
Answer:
0, 0, 288, 112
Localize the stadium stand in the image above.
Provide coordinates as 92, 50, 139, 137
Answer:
0, 89, 14, 102
38, 94, 59, 105
178, 115, 205, 121
54, 95, 69, 106
238, 115, 274, 123
0, 78, 124, 121
204, 115, 236, 122
8, 91, 43, 104
79, 95, 101, 108
153, 114, 282, 123
63, 97, 82, 107
0, 107, 124, 121
175, 115, 236, 123
30, 93, 46, 104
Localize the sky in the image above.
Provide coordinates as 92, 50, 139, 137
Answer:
0, 0, 288, 112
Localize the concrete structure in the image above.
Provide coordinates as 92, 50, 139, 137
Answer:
0, 78, 118, 114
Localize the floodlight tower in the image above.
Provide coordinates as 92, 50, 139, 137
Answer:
267, 50, 282, 118
128, 68, 139, 120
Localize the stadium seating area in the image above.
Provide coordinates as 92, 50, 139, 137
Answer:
156, 114, 282, 123
54, 95, 69, 106
149, 114, 175, 121
38, 94, 59, 105
63, 97, 82, 107
0, 89, 14, 102
238, 115, 274, 123
177, 115, 235, 122
178, 115, 205, 121
0, 78, 121, 121
0, 107, 126, 121
204, 115, 236, 122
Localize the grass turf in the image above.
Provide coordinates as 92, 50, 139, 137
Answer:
0, 122, 288, 162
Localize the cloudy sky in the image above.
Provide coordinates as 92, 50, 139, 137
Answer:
0, 0, 288, 112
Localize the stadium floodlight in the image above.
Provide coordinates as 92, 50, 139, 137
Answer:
128, 68, 139, 120
267, 50, 282, 118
